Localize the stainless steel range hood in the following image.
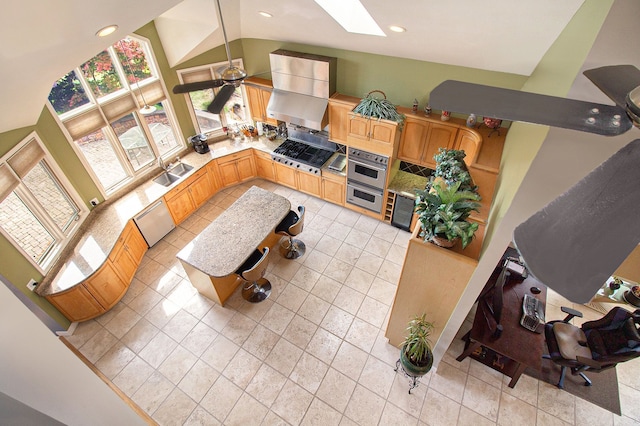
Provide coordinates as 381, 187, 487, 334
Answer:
266, 49, 337, 131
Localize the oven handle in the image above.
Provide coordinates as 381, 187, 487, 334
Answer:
347, 181, 383, 196
348, 157, 387, 173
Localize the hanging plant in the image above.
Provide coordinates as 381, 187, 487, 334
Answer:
353, 90, 405, 126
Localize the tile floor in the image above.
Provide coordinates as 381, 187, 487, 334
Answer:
66, 180, 640, 425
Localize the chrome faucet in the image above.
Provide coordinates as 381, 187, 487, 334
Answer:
158, 157, 167, 171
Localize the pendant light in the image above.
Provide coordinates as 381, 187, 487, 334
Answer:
118, 39, 156, 115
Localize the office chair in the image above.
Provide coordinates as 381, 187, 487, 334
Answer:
236, 247, 271, 303
275, 205, 306, 259
544, 306, 640, 388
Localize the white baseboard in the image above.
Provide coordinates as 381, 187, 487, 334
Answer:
56, 322, 78, 336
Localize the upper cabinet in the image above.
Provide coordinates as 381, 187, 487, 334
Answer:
245, 77, 278, 126
346, 113, 400, 156
398, 116, 458, 168
328, 94, 357, 145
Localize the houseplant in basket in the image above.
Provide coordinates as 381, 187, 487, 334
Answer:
399, 314, 435, 378
415, 180, 481, 249
352, 90, 405, 127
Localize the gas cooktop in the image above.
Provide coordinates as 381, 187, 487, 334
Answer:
272, 139, 334, 175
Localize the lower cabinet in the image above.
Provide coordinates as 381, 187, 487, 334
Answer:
322, 172, 345, 205
110, 220, 147, 284
164, 168, 214, 224
254, 150, 275, 180
274, 162, 322, 198
46, 284, 104, 323
215, 150, 256, 187
83, 262, 126, 310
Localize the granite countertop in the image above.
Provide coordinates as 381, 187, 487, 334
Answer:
177, 186, 291, 277
37, 136, 282, 296
387, 170, 429, 199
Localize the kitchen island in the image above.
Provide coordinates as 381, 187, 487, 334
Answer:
176, 186, 291, 305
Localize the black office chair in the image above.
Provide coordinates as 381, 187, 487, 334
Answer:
275, 205, 306, 259
236, 247, 271, 303
544, 306, 640, 388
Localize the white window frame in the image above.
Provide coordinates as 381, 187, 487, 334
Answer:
176, 59, 250, 138
0, 132, 89, 274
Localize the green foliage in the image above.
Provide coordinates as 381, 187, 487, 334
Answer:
433, 148, 475, 192
353, 90, 405, 126
415, 180, 481, 249
402, 314, 434, 365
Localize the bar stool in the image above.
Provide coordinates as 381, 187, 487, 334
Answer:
275, 205, 306, 259
236, 247, 271, 303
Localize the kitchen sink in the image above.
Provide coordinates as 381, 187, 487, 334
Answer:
167, 162, 194, 176
153, 172, 180, 187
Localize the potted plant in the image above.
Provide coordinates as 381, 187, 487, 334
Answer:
352, 90, 405, 127
433, 148, 476, 192
399, 314, 435, 377
415, 180, 481, 249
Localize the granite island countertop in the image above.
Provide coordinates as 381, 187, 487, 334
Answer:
387, 170, 429, 199
37, 136, 282, 296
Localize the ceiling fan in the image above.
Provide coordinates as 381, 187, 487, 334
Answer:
430, 65, 640, 304
172, 0, 247, 114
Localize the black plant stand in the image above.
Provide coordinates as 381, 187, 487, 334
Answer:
394, 359, 422, 394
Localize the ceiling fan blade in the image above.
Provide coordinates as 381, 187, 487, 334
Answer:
430, 80, 632, 136
172, 79, 224, 94
513, 139, 640, 304
207, 84, 235, 114
584, 65, 640, 109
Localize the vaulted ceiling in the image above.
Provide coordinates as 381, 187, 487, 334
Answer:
0, 0, 586, 134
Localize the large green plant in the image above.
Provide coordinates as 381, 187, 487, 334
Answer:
415, 180, 481, 249
433, 148, 475, 192
402, 314, 434, 366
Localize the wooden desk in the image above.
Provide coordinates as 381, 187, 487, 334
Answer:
177, 186, 291, 305
457, 268, 547, 388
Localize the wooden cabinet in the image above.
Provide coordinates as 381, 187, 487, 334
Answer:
328, 94, 357, 144
346, 113, 400, 156
109, 220, 147, 284
398, 116, 458, 168
322, 172, 345, 206
454, 128, 483, 166
164, 167, 214, 224
274, 162, 322, 197
245, 78, 278, 126
46, 284, 104, 323
83, 262, 126, 310
215, 150, 257, 187
254, 150, 275, 181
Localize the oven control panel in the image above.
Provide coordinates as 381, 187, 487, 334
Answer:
348, 148, 389, 166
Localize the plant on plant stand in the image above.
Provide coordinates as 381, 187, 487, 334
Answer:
415, 180, 481, 249
395, 314, 435, 393
433, 148, 476, 192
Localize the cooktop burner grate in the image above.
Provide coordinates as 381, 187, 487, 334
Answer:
272, 139, 334, 174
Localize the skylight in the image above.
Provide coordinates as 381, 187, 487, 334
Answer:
314, 0, 385, 37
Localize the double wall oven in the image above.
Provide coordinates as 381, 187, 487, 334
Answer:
346, 147, 388, 213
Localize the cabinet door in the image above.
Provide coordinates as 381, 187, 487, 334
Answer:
217, 161, 241, 187
454, 129, 482, 166
422, 123, 458, 166
84, 262, 126, 310
125, 222, 147, 267
165, 186, 195, 224
328, 100, 353, 144
260, 89, 278, 125
46, 285, 104, 322
274, 163, 297, 188
189, 172, 214, 209
236, 155, 256, 182
398, 118, 429, 163
246, 85, 264, 123
322, 176, 345, 205
369, 120, 397, 144
255, 152, 275, 180
347, 114, 370, 140
297, 171, 321, 197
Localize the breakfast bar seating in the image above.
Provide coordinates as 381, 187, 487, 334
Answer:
176, 186, 290, 305
275, 205, 306, 259
236, 247, 271, 303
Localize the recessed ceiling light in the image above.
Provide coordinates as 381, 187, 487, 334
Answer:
314, 0, 385, 37
259, 11, 273, 18
96, 25, 118, 37
389, 25, 406, 33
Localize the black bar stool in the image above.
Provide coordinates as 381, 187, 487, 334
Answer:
275, 205, 305, 259
236, 247, 271, 303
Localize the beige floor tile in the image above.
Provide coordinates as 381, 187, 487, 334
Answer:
290, 352, 330, 394
246, 363, 288, 407
265, 337, 303, 376
497, 392, 536, 426
457, 406, 496, 426
79, 327, 118, 364
356, 295, 390, 328
138, 330, 177, 368
145, 297, 180, 329
151, 387, 197, 426
261, 302, 295, 335
178, 359, 219, 403
429, 362, 469, 404
335, 242, 363, 265
300, 397, 343, 426
331, 341, 369, 380
297, 294, 331, 325
325, 221, 352, 242
183, 406, 221, 426
200, 375, 243, 422
354, 251, 383, 275
103, 305, 141, 339
316, 367, 357, 412
344, 317, 379, 353
243, 323, 280, 358
620, 383, 640, 422
332, 285, 365, 315
537, 381, 576, 424
162, 308, 198, 342
344, 384, 386, 425
158, 345, 198, 385
367, 277, 397, 304
462, 375, 501, 421
181, 321, 218, 357
201, 303, 235, 332
132, 371, 175, 414
420, 387, 461, 426
574, 397, 614, 426
380, 401, 419, 426
282, 314, 318, 349
306, 327, 342, 364
222, 348, 262, 388
225, 392, 268, 426
303, 249, 332, 274
220, 311, 257, 345
323, 258, 354, 284
276, 282, 309, 312
112, 356, 155, 396
290, 265, 322, 292
315, 234, 343, 256
321, 305, 355, 339
345, 267, 375, 294
271, 380, 314, 425
200, 334, 239, 372
95, 341, 136, 380
359, 355, 397, 398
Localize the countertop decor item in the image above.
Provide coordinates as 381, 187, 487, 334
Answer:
395, 313, 434, 393
466, 113, 477, 128
352, 90, 405, 126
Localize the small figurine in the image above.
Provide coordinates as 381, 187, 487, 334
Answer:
441, 110, 450, 121
412, 99, 419, 113
466, 113, 477, 128
424, 104, 432, 116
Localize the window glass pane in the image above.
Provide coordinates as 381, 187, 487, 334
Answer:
0, 192, 56, 264
114, 38, 153, 85
142, 103, 179, 156
22, 162, 79, 233
221, 87, 247, 128
48, 70, 91, 115
80, 50, 123, 98
189, 88, 222, 134
114, 113, 154, 170
76, 129, 127, 189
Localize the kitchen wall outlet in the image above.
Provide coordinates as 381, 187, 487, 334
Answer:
90, 198, 99, 206
27, 279, 37, 291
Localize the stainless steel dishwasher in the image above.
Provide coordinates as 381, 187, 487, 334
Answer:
134, 200, 175, 247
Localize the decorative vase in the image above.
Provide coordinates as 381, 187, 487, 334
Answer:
412, 99, 419, 113
431, 235, 458, 248
399, 344, 433, 377
466, 113, 477, 128
441, 110, 451, 121
424, 104, 432, 116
